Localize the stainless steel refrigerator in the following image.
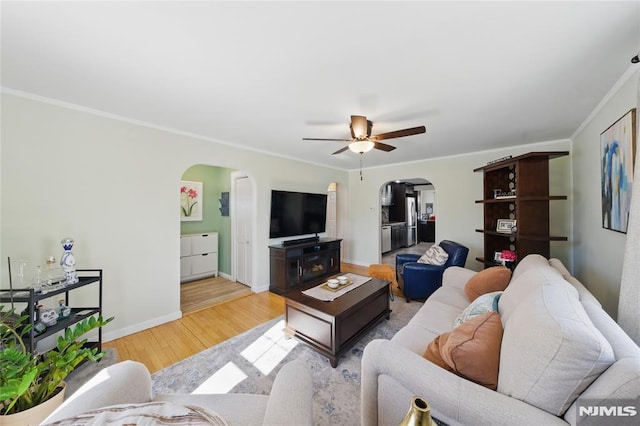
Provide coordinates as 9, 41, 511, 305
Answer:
406, 196, 417, 246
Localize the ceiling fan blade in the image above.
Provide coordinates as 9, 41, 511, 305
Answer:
350, 115, 369, 139
373, 142, 396, 152
332, 146, 350, 155
370, 126, 426, 141
302, 137, 352, 141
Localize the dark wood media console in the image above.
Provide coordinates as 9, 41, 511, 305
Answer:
269, 238, 342, 294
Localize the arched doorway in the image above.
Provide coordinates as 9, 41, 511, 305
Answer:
179, 164, 256, 315
380, 178, 434, 264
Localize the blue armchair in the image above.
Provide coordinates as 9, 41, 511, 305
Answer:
396, 240, 469, 302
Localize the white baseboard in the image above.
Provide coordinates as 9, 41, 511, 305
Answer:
342, 258, 370, 267
103, 310, 182, 342
104, 274, 261, 342
252, 283, 269, 293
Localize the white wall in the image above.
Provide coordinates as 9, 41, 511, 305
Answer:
0, 93, 348, 340
3, 69, 632, 338
571, 68, 640, 318
344, 140, 573, 271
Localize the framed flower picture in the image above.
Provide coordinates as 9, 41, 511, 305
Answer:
180, 180, 203, 221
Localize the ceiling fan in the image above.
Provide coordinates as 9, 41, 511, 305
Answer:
303, 115, 426, 155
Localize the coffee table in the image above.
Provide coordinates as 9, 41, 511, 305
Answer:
284, 276, 391, 367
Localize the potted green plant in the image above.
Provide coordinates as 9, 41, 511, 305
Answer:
0, 305, 112, 425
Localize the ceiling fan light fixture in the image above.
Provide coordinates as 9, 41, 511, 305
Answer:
349, 140, 375, 154
350, 115, 370, 139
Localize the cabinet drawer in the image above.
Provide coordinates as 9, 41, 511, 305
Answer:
180, 257, 191, 278
180, 237, 192, 256
191, 253, 218, 275
338, 292, 388, 346
192, 234, 218, 255
287, 306, 332, 350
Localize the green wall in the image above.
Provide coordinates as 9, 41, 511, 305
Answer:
180, 165, 233, 276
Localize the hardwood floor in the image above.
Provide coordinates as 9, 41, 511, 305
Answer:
180, 276, 253, 315
104, 291, 285, 373
103, 263, 398, 374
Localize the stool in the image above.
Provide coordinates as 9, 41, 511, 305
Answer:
368, 264, 395, 301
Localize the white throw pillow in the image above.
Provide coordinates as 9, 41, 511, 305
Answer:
418, 245, 449, 266
454, 291, 502, 328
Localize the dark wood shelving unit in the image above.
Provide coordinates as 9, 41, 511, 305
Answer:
474, 151, 569, 267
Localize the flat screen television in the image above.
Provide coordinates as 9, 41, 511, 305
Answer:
269, 190, 328, 239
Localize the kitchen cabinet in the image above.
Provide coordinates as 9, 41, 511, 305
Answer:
381, 225, 392, 253
381, 184, 393, 206
474, 151, 568, 267
180, 233, 218, 283
418, 220, 435, 242
389, 183, 407, 222
390, 223, 407, 250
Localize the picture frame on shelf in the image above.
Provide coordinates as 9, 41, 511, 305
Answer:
493, 251, 503, 262
496, 219, 516, 234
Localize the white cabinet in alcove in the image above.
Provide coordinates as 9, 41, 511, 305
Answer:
180, 232, 218, 283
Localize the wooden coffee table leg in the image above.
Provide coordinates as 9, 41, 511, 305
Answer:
284, 325, 295, 339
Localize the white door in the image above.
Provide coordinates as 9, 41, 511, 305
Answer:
235, 176, 252, 286
326, 189, 337, 238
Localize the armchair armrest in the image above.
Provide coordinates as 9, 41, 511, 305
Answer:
361, 340, 566, 426
263, 361, 313, 426
396, 253, 421, 264
396, 253, 421, 279
402, 262, 446, 299
44, 360, 153, 424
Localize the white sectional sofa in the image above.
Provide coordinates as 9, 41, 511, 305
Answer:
44, 360, 313, 425
361, 254, 640, 425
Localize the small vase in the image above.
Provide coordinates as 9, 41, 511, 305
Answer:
399, 396, 436, 426
60, 238, 79, 284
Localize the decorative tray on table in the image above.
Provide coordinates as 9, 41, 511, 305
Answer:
320, 279, 354, 292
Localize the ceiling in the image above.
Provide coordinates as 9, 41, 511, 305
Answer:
2, 1, 639, 170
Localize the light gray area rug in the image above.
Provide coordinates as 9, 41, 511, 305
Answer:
152, 297, 422, 425
65, 347, 119, 396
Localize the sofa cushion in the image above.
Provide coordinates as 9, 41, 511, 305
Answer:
408, 298, 465, 335
155, 394, 268, 426
498, 265, 571, 325
424, 311, 503, 390
464, 266, 511, 302
47, 402, 230, 425
454, 291, 502, 328
392, 324, 439, 355
549, 258, 601, 306
428, 285, 471, 310
498, 279, 615, 416
418, 244, 449, 266
510, 253, 550, 281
